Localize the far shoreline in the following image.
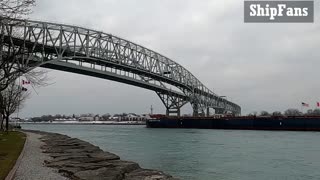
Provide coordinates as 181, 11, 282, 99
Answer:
19, 122, 146, 125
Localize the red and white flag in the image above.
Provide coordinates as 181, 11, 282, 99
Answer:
22, 80, 31, 85
302, 102, 309, 107
317, 102, 320, 107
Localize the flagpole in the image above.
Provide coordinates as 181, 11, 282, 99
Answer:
16, 76, 22, 129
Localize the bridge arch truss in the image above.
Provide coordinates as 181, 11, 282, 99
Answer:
0, 17, 241, 116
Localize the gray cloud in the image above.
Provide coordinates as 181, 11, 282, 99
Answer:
18, 0, 320, 117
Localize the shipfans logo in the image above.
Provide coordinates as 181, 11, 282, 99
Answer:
244, 1, 314, 23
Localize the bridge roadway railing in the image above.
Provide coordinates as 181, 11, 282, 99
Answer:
0, 17, 241, 116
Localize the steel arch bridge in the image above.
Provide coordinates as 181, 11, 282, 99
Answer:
0, 17, 241, 116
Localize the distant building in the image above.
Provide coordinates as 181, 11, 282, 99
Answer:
120, 113, 148, 121
55, 118, 68, 121
94, 115, 100, 121
78, 117, 94, 121
68, 118, 77, 121
9, 117, 22, 122
111, 115, 121, 121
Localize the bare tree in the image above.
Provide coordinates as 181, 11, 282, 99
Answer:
0, 0, 35, 18
102, 113, 111, 121
0, 68, 48, 129
304, 109, 320, 116
313, 109, 320, 115
0, 1, 49, 128
0, 81, 29, 131
23, 69, 50, 87
284, 109, 302, 116
272, 111, 282, 116
260, 111, 270, 116
305, 109, 314, 115
0, 0, 36, 91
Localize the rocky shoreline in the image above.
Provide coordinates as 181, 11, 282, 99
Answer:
22, 130, 177, 180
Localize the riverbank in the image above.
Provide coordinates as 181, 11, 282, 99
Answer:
14, 132, 68, 180
19, 121, 146, 125
17, 130, 177, 180
0, 131, 25, 180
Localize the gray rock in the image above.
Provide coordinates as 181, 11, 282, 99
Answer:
47, 155, 90, 163
108, 160, 141, 173
57, 161, 117, 177
22, 130, 176, 180
73, 161, 140, 180
124, 169, 178, 180
74, 167, 124, 180
89, 151, 120, 161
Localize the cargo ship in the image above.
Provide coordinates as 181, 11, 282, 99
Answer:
146, 115, 320, 131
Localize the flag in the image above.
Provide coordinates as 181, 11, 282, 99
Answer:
317, 102, 320, 107
22, 80, 30, 85
302, 102, 309, 107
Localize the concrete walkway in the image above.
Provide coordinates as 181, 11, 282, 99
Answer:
14, 132, 69, 180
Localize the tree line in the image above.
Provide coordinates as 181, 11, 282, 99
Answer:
30, 113, 144, 122
249, 109, 320, 117
0, 0, 45, 131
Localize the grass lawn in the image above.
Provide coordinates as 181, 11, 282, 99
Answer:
0, 131, 26, 180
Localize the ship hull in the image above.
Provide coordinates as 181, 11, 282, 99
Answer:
146, 116, 320, 131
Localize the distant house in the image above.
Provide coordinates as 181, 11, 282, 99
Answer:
111, 115, 120, 121
9, 117, 22, 122
127, 113, 138, 121
94, 115, 100, 121
78, 117, 94, 121
54, 118, 68, 121
121, 113, 148, 121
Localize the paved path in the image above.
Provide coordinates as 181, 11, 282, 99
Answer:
14, 132, 69, 180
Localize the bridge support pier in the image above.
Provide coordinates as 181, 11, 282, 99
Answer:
193, 104, 198, 117
166, 108, 181, 117
157, 92, 187, 117
215, 108, 225, 115
192, 103, 206, 117
206, 107, 210, 117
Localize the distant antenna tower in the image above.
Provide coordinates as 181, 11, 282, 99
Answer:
150, 105, 153, 115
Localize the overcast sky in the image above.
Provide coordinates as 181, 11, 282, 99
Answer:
18, 0, 320, 117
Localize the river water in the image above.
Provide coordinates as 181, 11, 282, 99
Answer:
22, 124, 320, 180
